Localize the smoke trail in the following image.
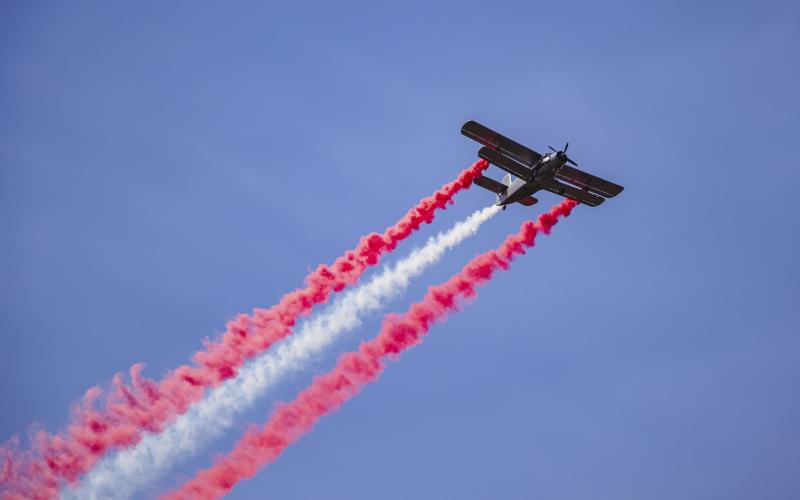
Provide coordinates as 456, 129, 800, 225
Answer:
0, 161, 488, 500
163, 200, 578, 500
63, 205, 500, 500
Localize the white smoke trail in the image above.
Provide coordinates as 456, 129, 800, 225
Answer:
63, 205, 500, 500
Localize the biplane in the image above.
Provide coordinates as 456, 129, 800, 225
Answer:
461, 120, 623, 208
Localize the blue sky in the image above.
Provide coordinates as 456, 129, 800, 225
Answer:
2, 1, 799, 498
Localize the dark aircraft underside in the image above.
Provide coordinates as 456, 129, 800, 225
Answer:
462, 120, 624, 207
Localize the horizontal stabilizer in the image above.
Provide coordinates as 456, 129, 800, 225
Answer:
462, 120, 543, 167
478, 147, 533, 181
542, 179, 605, 207
556, 165, 624, 198
518, 196, 538, 206
473, 175, 507, 194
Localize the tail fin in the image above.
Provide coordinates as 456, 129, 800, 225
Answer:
498, 174, 513, 206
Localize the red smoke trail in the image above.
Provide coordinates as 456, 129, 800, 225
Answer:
163, 199, 577, 500
0, 161, 488, 500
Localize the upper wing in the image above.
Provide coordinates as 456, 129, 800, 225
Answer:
541, 179, 605, 207
478, 147, 533, 181
556, 165, 624, 198
462, 120, 542, 167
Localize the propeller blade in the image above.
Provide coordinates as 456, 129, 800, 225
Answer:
564, 142, 569, 152
567, 158, 578, 167
548, 145, 557, 152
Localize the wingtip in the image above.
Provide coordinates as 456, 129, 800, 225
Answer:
460, 120, 477, 134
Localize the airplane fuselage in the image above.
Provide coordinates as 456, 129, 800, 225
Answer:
496, 154, 565, 206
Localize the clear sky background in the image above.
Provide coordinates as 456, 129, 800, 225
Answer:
2, 1, 799, 499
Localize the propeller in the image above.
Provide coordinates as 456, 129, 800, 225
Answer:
548, 143, 578, 166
